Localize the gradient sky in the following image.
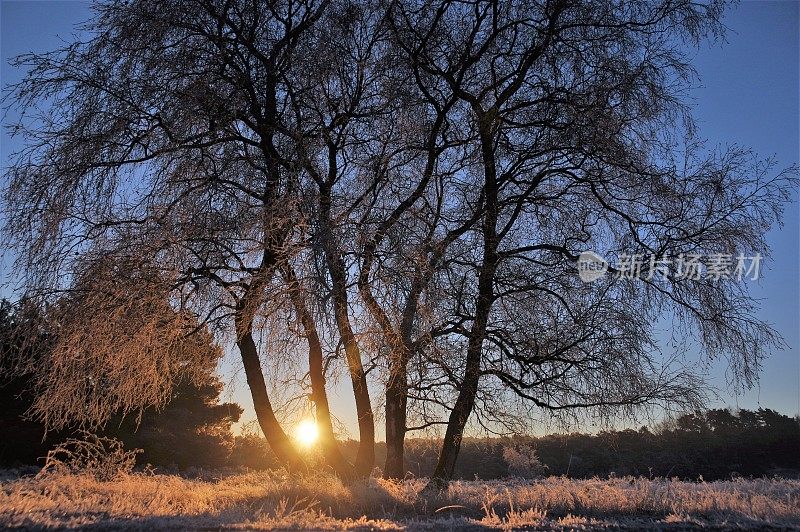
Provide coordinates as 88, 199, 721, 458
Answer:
1, 0, 798, 438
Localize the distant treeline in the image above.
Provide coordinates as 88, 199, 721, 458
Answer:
2, 378, 798, 481
415, 408, 800, 480
233, 408, 800, 481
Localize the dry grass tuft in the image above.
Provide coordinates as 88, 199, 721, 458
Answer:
1, 469, 798, 530
37, 432, 141, 482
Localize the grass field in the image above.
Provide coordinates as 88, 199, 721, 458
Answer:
1, 469, 799, 530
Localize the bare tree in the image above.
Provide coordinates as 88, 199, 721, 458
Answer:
2, 0, 373, 475
387, 0, 796, 490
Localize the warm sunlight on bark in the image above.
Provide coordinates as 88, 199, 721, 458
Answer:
295, 420, 319, 447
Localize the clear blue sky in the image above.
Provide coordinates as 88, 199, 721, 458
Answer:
1, 1, 798, 437
687, 1, 799, 419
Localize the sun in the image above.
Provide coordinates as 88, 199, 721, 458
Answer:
295, 419, 319, 447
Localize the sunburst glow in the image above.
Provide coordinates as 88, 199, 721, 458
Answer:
295, 419, 319, 447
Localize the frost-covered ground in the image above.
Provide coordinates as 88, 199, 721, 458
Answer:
1, 470, 799, 530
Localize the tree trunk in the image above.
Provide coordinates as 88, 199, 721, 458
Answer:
425, 338, 481, 484
425, 114, 499, 492
236, 327, 306, 472
319, 184, 375, 478
307, 333, 356, 479
333, 298, 376, 477
383, 350, 409, 478
424, 274, 492, 489
383, 271, 428, 479
284, 265, 356, 479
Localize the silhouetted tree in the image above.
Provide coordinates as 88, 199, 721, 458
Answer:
387, 0, 796, 490
2, 0, 376, 477
107, 378, 243, 469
